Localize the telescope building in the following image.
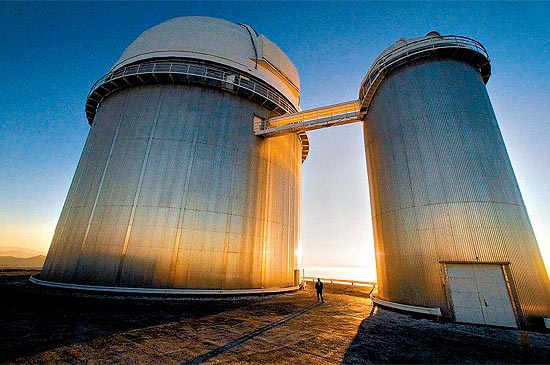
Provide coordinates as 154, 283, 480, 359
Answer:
40, 17, 306, 292
36, 17, 550, 328
359, 32, 550, 328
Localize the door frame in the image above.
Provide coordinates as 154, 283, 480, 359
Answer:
440, 261, 525, 327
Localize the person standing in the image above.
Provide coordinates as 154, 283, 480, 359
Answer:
315, 278, 325, 303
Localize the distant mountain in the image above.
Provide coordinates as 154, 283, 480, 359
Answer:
0, 247, 47, 258
0, 255, 46, 269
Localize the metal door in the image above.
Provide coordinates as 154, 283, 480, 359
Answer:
447, 264, 517, 328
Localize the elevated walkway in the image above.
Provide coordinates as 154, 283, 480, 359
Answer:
255, 99, 361, 137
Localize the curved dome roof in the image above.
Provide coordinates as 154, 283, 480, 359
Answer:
359, 32, 490, 108
112, 16, 300, 108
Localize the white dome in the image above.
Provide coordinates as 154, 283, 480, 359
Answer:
112, 16, 300, 108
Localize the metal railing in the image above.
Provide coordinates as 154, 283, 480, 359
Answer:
359, 35, 490, 115
302, 276, 376, 288
86, 60, 297, 124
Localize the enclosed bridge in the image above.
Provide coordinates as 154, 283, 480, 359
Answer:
37, 17, 550, 329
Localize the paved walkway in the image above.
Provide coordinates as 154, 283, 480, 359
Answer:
5, 273, 550, 364
10, 284, 371, 364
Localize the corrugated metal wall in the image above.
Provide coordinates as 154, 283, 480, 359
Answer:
364, 59, 550, 322
42, 83, 302, 290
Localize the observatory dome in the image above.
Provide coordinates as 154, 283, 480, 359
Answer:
359, 31, 491, 109
111, 16, 300, 108
41, 16, 305, 294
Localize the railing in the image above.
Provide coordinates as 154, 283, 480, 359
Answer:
359, 35, 490, 115
86, 60, 297, 124
302, 276, 376, 288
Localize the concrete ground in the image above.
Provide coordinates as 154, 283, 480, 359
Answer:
2, 270, 550, 364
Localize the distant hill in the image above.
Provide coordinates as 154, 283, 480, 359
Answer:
0, 247, 47, 258
0, 255, 46, 269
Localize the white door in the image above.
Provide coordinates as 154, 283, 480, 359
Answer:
447, 264, 517, 328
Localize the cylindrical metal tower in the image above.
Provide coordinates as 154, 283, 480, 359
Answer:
39, 17, 307, 293
360, 32, 550, 327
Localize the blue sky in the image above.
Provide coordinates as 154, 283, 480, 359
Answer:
1, 1, 549, 279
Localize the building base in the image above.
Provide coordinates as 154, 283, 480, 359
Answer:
30, 276, 298, 296
371, 295, 442, 317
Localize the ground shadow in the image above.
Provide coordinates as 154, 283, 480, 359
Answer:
0, 270, 268, 363
342, 306, 550, 364
183, 302, 320, 365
